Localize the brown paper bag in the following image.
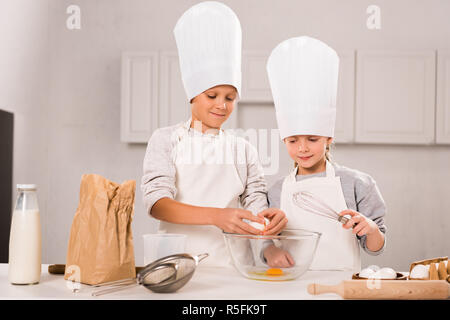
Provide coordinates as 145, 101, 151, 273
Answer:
64, 174, 136, 285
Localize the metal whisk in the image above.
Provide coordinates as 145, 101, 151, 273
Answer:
292, 191, 350, 224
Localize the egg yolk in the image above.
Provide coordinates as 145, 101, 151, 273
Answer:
266, 268, 283, 276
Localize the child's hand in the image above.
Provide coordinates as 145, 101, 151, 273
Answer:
263, 244, 295, 268
215, 208, 265, 235
339, 209, 379, 237
257, 208, 288, 235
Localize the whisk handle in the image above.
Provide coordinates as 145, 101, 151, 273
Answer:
337, 215, 350, 224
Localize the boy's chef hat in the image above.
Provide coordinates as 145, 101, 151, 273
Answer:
174, 1, 242, 102
266, 36, 339, 139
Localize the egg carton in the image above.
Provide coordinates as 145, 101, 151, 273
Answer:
408, 256, 449, 281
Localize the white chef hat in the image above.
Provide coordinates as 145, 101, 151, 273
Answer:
266, 36, 339, 140
174, 1, 242, 102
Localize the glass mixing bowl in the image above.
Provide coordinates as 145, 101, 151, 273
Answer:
223, 229, 321, 281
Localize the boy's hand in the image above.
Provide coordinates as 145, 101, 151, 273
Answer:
257, 208, 288, 235
215, 208, 265, 235
263, 244, 295, 268
339, 209, 379, 237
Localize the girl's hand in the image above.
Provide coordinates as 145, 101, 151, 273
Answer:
257, 208, 288, 235
214, 208, 265, 235
339, 209, 379, 237
263, 245, 295, 268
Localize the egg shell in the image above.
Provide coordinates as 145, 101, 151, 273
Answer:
373, 267, 397, 279
359, 268, 375, 279
366, 264, 380, 272
371, 271, 383, 279
410, 264, 429, 279
249, 218, 270, 231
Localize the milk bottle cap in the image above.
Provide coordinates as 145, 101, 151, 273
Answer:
17, 184, 37, 191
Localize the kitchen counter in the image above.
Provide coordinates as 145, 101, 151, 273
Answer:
0, 264, 355, 300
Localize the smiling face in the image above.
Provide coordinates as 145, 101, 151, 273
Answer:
190, 85, 238, 132
284, 135, 333, 174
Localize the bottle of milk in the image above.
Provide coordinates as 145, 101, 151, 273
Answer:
8, 184, 42, 284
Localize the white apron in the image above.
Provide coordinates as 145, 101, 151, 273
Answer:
280, 161, 361, 272
159, 119, 245, 267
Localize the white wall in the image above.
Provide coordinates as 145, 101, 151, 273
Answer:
0, 0, 50, 257
2, 0, 449, 271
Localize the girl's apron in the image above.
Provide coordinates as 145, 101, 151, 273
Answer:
280, 161, 361, 272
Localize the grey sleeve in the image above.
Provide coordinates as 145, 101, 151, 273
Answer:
141, 128, 177, 216
267, 178, 284, 209
239, 141, 268, 214
355, 176, 387, 256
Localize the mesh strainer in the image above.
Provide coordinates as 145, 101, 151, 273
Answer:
91, 253, 208, 296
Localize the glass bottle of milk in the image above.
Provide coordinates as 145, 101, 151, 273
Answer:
8, 184, 42, 284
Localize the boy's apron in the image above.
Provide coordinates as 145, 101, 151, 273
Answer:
159, 119, 246, 267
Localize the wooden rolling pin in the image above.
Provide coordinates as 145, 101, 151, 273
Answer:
308, 280, 450, 300
48, 264, 145, 275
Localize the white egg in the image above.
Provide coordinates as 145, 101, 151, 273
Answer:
249, 218, 270, 231
359, 268, 375, 278
371, 271, 382, 279
367, 264, 380, 272
410, 264, 429, 279
372, 267, 397, 279
379, 267, 397, 279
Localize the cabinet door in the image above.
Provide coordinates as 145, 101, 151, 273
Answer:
436, 51, 450, 144
160, 51, 190, 128
120, 52, 158, 143
355, 50, 436, 144
334, 50, 355, 144
241, 51, 272, 102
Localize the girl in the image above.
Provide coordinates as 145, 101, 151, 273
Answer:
141, 2, 287, 267
264, 36, 386, 272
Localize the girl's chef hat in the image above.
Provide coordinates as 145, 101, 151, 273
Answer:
266, 36, 339, 140
174, 1, 242, 102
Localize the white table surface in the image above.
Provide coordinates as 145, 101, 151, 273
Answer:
0, 264, 356, 300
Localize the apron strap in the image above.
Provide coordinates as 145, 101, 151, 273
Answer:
325, 160, 336, 178
290, 160, 335, 181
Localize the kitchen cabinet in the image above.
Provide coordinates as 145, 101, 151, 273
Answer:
120, 52, 159, 143
120, 50, 356, 143
355, 50, 436, 144
436, 51, 450, 144
120, 49, 446, 145
120, 51, 279, 142
241, 51, 272, 102
159, 51, 190, 128
334, 50, 356, 143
